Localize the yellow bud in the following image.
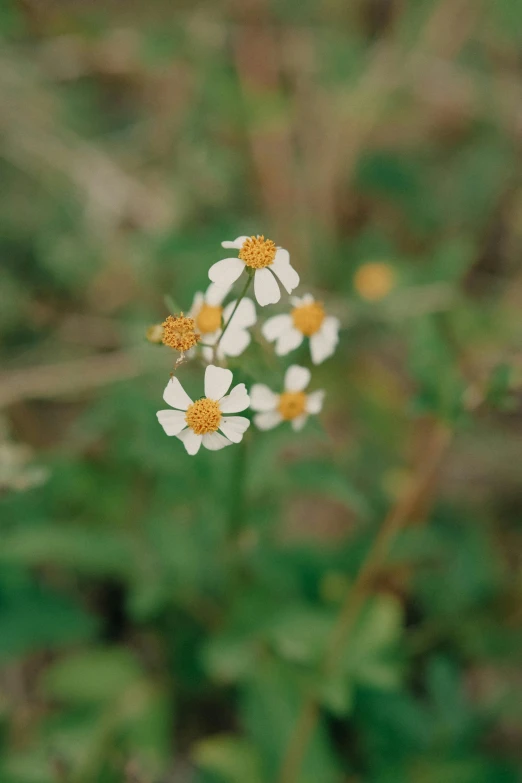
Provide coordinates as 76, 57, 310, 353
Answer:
354, 262, 395, 301
146, 324, 165, 344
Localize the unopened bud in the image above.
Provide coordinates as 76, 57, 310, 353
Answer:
146, 324, 165, 344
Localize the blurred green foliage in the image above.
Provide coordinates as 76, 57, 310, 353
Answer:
1, 1, 522, 782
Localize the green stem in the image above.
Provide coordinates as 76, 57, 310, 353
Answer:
229, 436, 247, 540
164, 294, 179, 314
226, 437, 250, 591
213, 270, 253, 358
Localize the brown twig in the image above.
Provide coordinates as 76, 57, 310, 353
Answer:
0, 54, 170, 232
0, 351, 145, 409
229, 0, 310, 269
278, 419, 452, 783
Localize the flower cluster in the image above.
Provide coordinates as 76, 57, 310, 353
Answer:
153, 234, 340, 454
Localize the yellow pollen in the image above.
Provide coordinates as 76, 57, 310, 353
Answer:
354, 262, 395, 301
185, 398, 222, 435
239, 235, 277, 269
196, 303, 223, 334
278, 391, 307, 421
291, 301, 325, 336
162, 313, 200, 353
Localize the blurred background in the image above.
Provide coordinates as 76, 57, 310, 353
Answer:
1, 1, 522, 781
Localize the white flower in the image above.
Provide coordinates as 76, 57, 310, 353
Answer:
208, 234, 299, 307
250, 365, 325, 432
157, 365, 251, 455
189, 283, 256, 362
262, 294, 340, 365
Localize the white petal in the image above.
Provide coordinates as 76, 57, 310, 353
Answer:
208, 257, 245, 287
250, 384, 278, 412
306, 390, 325, 414
284, 365, 311, 392
219, 383, 250, 413
205, 282, 229, 306
310, 326, 339, 364
223, 297, 257, 329
323, 315, 341, 337
156, 410, 187, 436
177, 428, 202, 455
290, 292, 314, 307
254, 411, 283, 430
274, 247, 290, 265
202, 431, 231, 451
219, 416, 250, 443
271, 252, 300, 294
219, 328, 251, 358
189, 291, 204, 318
201, 330, 220, 347
291, 414, 308, 432
310, 332, 335, 365
205, 365, 233, 400
262, 314, 293, 342
221, 236, 249, 249
275, 327, 303, 356
254, 268, 281, 306
163, 377, 193, 411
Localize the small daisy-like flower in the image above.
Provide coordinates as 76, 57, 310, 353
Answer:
189, 283, 256, 361
162, 313, 201, 353
208, 235, 299, 307
262, 294, 340, 364
250, 365, 325, 432
157, 365, 251, 455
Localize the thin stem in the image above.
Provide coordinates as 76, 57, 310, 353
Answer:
226, 435, 250, 595
277, 420, 452, 783
164, 294, 179, 314
213, 271, 253, 360
228, 436, 248, 541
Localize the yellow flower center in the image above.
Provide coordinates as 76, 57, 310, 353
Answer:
185, 398, 222, 435
162, 314, 200, 352
196, 304, 223, 334
354, 262, 395, 301
278, 391, 307, 421
239, 235, 277, 269
291, 301, 325, 336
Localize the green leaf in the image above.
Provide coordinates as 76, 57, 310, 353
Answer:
1, 750, 55, 783
407, 314, 466, 420
0, 525, 134, 578
340, 595, 403, 690
193, 735, 263, 783
486, 363, 516, 410
267, 607, 334, 664
202, 633, 258, 684
286, 460, 370, 518
42, 648, 144, 704
318, 673, 354, 717
241, 660, 341, 783
0, 586, 97, 662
